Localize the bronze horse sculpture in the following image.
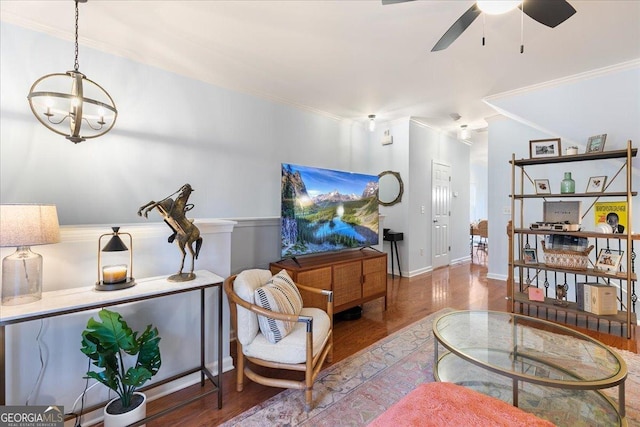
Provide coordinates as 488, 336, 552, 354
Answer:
138, 184, 203, 281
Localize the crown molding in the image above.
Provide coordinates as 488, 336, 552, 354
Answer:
484, 59, 640, 103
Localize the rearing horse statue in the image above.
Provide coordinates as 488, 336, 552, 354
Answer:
138, 184, 203, 281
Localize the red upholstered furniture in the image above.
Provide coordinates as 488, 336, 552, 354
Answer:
369, 382, 556, 427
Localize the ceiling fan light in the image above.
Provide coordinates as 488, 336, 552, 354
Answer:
477, 1, 522, 15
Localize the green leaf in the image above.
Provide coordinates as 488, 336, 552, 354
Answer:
80, 308, 162, 409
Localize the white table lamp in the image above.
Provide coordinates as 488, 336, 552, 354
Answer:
0, 204, 60, 305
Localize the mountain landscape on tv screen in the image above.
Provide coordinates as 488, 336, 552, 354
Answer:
281, 163, 379, 257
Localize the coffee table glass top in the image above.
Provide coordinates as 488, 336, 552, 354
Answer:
433, 310, 626, 386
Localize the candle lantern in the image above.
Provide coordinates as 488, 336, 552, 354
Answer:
96, 226, 135, 291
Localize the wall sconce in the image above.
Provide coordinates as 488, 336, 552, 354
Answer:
368, 114, 376, 132
96, 227, 135, 291
0, 204, 60, 305
27, 0, 117, 143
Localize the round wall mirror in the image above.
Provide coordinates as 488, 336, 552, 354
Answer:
378, 171, 404, 206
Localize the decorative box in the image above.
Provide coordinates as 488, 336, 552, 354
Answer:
583, 284, 618, 315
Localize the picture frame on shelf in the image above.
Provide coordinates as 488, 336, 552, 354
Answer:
522, 248, 538, 264
527, 287, 545, 302
534, 179, 551, 194
594, 249, 623, 272
586, 176, 607, 193
529, 138, 561, 159
586, 134, 607, 153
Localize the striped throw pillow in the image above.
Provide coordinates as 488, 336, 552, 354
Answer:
254, 269, 303, 343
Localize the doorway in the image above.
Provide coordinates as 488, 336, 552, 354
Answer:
432, 161, 451, 269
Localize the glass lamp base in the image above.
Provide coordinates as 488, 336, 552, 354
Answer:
2, 246, 43, 305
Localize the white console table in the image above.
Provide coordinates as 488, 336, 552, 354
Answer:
0, 269, 224, 424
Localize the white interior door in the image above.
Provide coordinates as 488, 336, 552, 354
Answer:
432, 161, 451, 269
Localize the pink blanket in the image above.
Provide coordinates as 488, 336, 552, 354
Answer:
369, 382, 555, 427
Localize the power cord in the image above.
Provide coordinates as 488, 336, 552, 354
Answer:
69, 357, 94, 427
25, 319, 48, 405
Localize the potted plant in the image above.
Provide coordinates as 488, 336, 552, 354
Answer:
81, 308, 161, 427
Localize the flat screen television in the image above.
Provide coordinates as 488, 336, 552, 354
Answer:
281, 163, 379, 258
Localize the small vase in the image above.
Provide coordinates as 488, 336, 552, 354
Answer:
560, 172, 575, 194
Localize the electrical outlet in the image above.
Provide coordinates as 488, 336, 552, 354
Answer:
503, 206, 511, 215
420, 248, 424, 256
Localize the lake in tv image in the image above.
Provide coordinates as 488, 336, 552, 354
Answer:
281, 163, 379, 257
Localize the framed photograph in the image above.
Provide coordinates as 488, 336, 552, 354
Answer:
522, 248, 538, 264
530, 138, 561, 159
594, 249, 623, 272
586, 176, 607, 193
586, 134, 607, 153
534, 179, 551, 194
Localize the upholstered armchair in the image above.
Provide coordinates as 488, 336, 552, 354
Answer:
224, 269, 333, 411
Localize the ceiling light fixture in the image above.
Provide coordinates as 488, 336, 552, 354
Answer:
368, 115, 376, 132
27, 0, 117, 143
476, 1, 522, 15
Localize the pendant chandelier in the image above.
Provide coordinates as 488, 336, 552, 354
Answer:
27, 0, 117, 143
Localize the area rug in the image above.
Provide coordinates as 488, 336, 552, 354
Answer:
221, 308, 640, 426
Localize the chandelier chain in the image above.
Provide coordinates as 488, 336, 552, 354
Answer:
74, 0, 79, 71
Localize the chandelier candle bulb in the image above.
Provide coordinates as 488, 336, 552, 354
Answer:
102, 265, 127, 284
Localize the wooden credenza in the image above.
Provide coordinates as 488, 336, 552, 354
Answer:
270, 249, 387, 313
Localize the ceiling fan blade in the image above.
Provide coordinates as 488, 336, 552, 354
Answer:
520, 0, 576, 28
431, 4, 482, 52
381, 0, 415, 5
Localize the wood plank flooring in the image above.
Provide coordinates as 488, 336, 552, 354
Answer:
122, 259, 638, 426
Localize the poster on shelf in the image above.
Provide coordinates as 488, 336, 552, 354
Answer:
594, 201, 627, 234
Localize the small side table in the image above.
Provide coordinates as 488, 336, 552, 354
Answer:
383, 231, 403, 278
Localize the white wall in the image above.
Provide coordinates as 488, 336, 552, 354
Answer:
485, 63, 640, 281
365, 119, 411, 275
408, 120, 471, 275
470, 131, 488, 222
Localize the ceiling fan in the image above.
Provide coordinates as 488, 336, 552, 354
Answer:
382, 0, 576, 52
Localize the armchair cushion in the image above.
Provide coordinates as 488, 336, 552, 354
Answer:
233, 269, 273, 346
243, 307, 331, 364
255, 269, 304, 343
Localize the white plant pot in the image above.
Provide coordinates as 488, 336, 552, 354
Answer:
103, 392, 147, 427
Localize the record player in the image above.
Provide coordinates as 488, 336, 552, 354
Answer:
530, 221, 581, 231
529, 201, 582, 232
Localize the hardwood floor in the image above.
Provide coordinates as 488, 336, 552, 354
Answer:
133, 259, 637, 426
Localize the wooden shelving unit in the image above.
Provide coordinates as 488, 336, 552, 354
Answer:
508, 141, 637, 338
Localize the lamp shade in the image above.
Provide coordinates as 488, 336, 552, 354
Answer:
0, 204, 61, 247
102, 227, 129, 252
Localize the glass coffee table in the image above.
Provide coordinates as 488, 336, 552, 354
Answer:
433, 310, 627, 426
